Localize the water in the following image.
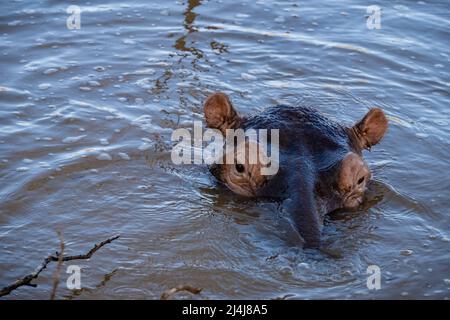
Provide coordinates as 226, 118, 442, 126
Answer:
0, 0, 449, 299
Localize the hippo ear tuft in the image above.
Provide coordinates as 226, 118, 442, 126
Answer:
353, 108, 388, 149
204, 92, 241, 135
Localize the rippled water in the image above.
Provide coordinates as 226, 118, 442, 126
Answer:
0, 0, 449, 299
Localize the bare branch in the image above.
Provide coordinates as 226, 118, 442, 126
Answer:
160, 285, 202, 300
0, 235, 120, 298
58, 235, 119, 262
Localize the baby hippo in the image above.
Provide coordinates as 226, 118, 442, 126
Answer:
204, 92, 388, 248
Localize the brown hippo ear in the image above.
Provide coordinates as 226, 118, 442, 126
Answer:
352, 108, 388, 149
204, 92, 241, 135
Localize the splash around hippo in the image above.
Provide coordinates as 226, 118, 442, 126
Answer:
204, 92, 388, 248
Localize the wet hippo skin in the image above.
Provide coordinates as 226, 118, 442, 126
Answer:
204, 92, 388, 248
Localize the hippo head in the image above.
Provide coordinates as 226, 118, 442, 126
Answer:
204, 92, 274, 196
337, 107, 388, 209
204, 92, 388, 247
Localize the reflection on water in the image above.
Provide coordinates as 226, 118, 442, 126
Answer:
175, 0, 203, 58
0, 0, 449, 299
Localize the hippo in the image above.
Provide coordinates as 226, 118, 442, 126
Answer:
204, 92, 388, 248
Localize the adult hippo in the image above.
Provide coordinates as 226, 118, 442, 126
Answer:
204, 92, 388, 248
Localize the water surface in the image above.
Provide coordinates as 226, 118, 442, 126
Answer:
0, 0, 449, 299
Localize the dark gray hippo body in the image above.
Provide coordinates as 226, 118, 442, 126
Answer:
204, 93, 388, 248
242, 105, 357, 247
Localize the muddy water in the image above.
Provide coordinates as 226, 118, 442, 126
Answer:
0, 0, 449, 299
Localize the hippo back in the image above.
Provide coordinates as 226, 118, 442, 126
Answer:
243, 104, 351, 172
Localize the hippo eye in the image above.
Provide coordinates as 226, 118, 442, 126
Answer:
235, 164, 245, 173
358, 176, 365, 184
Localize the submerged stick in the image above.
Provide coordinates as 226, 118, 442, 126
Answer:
0, 235, 120, 298
160, 285, 202, 300
50, 232, 65, 300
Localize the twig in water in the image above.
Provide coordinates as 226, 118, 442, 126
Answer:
160, 285, 202, 300
50, 231, 65, 300
0, 235, 120, 298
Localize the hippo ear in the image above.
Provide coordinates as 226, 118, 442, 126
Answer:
204, 92, 241, 135
352, 108, 388, 149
